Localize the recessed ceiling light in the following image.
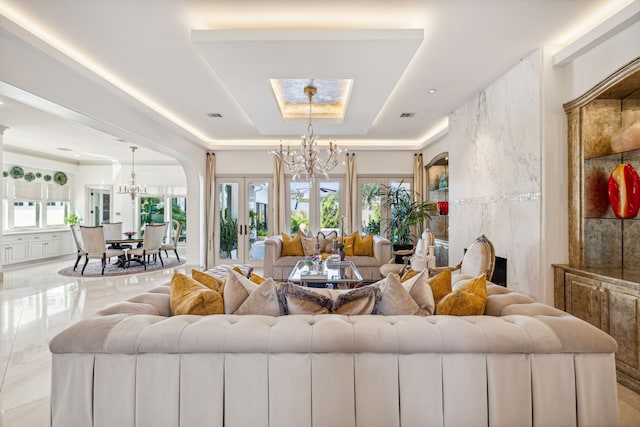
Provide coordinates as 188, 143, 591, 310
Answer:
428, 89, 437, 94
400, 113, 415, 118
207, 113, 223, 118
73, 154, 80, 158
56, 147, 73, 151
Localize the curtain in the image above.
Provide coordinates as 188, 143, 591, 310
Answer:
345, 153, 357, 234
205, 152, 216, 269
14, 180, 43, 200
413, 153, 424, 203
272, 156, 286, 235
47, 183, 71, 201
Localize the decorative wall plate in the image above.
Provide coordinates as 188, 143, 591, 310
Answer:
36, 172, 42, 178
2, 171, 8, 178
53, 171, 68, 185
24, 172, 36, 182
44, 174, 52, 182
10, 166, 24, 179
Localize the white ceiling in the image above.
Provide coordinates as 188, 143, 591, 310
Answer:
0, 0, 635, 163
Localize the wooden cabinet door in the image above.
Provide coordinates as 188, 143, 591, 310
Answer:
566, 273, 601, 328
604, 288, 639, 370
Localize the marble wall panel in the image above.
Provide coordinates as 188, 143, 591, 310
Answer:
584, 218, 622, 268
448, 50, 542, 298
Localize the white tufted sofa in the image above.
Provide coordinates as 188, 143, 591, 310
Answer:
49, 284, 619, 427
264, 234, 391, 281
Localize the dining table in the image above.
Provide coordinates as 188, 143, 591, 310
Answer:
105, 238, 144, 268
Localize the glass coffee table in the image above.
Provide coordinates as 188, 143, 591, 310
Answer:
288, 260, 363, 289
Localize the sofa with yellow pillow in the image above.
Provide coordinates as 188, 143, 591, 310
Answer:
49, 267, 618, 427
264, 231, 391, 281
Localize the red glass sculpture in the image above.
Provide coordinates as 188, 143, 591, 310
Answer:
608, 163, 640, 218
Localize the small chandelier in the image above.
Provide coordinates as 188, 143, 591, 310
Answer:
117, 146, 146, 201
271, 85, 346, 182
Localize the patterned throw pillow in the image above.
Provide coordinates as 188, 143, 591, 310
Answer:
317, 231, 338, 253
281, 233, 305, 256
277, 282, 381, 315
170, 271, 224, 315
436, 273, 487, 316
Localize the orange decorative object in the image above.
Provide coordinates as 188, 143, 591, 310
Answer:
608, 163, 640, 218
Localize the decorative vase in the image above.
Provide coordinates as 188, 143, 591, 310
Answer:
608, 163, 640, 218
340, 250, 346, 261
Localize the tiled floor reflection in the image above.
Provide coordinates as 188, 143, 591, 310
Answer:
0, 257, 639, 426
0, 255, 186, 426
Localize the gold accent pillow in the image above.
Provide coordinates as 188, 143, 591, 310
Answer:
170, 271, 224, 315
223, 270, 281, 315
353, 233, 374, 256
250, 272, 267, 284
400, 268, 418, 282
436, 273, 487, 316
428, 269, 452, 305
342, 232, 356, 257
191, 269, 224, 292
281, 233, 304, 256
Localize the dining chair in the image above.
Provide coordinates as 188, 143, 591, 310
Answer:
128, 223, 167, 270
79, 226, 125, 275
102, 222, 123, 241
161, 221, 182, 261
69, 224, 87, 271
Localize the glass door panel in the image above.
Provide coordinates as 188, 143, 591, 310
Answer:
88, 189, 111, 226
319, 181, 340, 233
360, 181, 381, 235
171, 197, 187, 243
247, 181, 269, 263
218, 182, 240, 261
289, 182, 310, 234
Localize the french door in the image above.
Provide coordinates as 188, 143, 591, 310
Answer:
216, 178, 271, 267
87, 187, 112, 226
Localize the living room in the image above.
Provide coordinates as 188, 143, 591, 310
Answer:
1, 1, 640, 426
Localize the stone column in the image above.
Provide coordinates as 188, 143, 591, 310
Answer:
0, 125, 7, 287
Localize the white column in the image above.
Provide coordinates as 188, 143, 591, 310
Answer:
0, 125, 7, 286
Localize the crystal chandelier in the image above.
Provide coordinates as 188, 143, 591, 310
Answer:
271, 85, 346, 182
117, 146, 146, 201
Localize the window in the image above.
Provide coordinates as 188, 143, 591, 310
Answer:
46, 201, 68, 226
13, 201, 40, 228
170, 197, 187, 242
287, 179, 343, 235
139, 197, 165, 230
357, 177, 412, 240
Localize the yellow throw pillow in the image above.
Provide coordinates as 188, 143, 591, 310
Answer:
436, 273, 487, 316
400, 268, 418, 282
191, 269, 224, 291
342, 232, 356, 257
428, 269, 452, 305
170, 271, 224, 315
353, 233, 374, 257
281, 233, 305, 256
250, 272, 267, 284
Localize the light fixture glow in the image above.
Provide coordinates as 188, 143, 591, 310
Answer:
270, 85, 346, 182
0, 3, 210, 142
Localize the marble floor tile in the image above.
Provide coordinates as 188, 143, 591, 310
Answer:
1, 255, 639, 426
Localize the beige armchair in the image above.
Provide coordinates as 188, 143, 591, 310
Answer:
161, 221, 182, 260
79, 226, 125, 275
379, 248, 414, 278
430, 234, 495, 287
128, 223, 167, 270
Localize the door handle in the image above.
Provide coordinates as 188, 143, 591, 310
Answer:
244, 225, 248, 235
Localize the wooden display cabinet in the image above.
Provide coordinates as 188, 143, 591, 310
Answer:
555, 56, 640, 393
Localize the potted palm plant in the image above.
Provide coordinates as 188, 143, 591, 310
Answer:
379, 181, 435, 262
